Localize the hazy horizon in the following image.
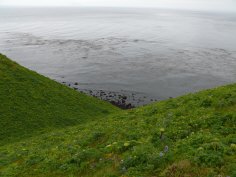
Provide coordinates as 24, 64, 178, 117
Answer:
0, 0, 236, 13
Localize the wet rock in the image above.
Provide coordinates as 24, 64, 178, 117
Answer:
122, 96, 127, 100
126, 103, 133, 109
58, 80, 158, 109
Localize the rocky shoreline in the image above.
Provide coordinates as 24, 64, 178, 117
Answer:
61, 81, 158, 109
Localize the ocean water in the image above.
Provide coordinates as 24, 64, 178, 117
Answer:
0, 7, 236, 104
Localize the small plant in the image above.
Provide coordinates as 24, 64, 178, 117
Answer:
193, 150, 224, 167
160, 128, 165, 139
230, 144, 236, 151
200, 99, 212, 107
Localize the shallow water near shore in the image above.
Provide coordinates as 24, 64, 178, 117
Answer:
0, 7, 236, 107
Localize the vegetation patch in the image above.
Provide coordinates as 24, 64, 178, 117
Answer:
0, 54, 235, 176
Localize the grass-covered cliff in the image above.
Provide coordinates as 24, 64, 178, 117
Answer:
0, 54, 119, 145
0, 54, 235, 177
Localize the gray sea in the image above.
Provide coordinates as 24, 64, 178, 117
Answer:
1, 7, 236, 106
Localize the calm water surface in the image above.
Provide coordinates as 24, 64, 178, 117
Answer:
0, 7, 236, 104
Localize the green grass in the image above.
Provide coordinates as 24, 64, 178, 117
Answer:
0, 54, 236, 177
0, 54, 119, 145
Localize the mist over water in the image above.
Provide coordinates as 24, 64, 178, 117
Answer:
0, 7, 236, 104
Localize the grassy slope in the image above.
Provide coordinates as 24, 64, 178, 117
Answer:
0, 54, 236, 177
0, 54, 119, 145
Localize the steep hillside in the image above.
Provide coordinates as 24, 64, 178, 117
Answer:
0, 54, 235, 177
1, 87, 236, 175
0, 54, 119, 145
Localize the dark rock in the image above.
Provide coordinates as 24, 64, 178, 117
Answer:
126, 103, 132, 109
122, 96, 127, 100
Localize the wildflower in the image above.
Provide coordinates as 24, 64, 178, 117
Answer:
124, 142, 130, 147
159, 152, 164, 157
197, 147, 204, 151
230, 144, 236, 151
160, 128, 165, 139
106, 144, 112, 148
164, 145, 169, 152
160, 128, 165, 132
121, 167, 127, 173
